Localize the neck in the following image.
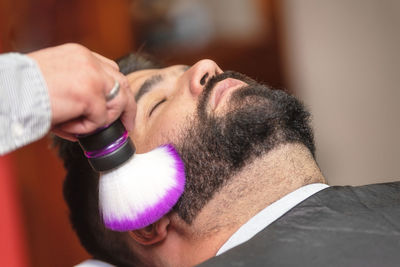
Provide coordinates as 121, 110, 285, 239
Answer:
154, 143, 325, 267
184, 143, 325, 263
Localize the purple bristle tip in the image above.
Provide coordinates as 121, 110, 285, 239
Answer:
103, 144, 185, 231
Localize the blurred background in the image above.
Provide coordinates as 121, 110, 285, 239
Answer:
0, 0, 399, 266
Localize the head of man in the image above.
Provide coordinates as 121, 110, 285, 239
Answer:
56, 54, 324, 267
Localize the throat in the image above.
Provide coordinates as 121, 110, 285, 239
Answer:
192, 143, 325, 242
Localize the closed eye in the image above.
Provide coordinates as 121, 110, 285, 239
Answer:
149, 99, 167, 117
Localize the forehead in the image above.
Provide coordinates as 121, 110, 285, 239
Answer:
127, 68, 161, 94
126, 65, 187, 94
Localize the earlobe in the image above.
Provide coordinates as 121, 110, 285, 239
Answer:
129, 217, 170, 245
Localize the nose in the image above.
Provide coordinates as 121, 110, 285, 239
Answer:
186, 59, 223, 97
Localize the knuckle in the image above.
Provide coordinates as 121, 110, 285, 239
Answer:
69, 47, 96, 68
65, 43, 86, 54
83, 68, 105, 90
110, 60, 119, 70
82, 55, 97, 69
119, 77, 130, 90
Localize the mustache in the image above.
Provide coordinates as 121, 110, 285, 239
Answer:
204, 70, 257, 95
197, 71, 258, 115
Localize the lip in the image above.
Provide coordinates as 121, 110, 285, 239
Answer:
212, 78, 247, 110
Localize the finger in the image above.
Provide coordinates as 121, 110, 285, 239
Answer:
57, 94, 108, 135
104, 72, 134, 130
51, 127, 78, 142
105, 84, 127, 126
56, 118, 103, 136
101, 64, 129, 94
68, 69, 118, 133
105, 74, 135, 132
119, 88, 136, 131
56, 67, 128, 135
92, 52, 120, 71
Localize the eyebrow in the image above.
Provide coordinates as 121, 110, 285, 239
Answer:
134, 74, 163, 103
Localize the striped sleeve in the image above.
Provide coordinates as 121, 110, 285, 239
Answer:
0, 53, 51, 155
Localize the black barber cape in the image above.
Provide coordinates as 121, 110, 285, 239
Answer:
198, 182, 400, 267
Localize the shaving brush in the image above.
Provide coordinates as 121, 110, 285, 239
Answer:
78, 120, 185, 231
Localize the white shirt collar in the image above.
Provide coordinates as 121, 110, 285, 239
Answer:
75, 184, 329, 265
217, 183, 329, 255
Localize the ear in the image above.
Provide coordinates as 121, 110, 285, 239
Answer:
129, 217, 170, 245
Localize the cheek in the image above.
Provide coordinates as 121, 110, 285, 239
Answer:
149, 109, 190, 146
131, 105, 195, 153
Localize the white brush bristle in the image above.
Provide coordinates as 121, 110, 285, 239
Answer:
99, 145, 185, 231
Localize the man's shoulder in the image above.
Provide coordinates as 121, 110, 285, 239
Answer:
309, 180, 400, 207
329, 180, 400, 195
198, 181, 400, 267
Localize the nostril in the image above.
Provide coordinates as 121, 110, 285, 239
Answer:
200, 72, 209, 86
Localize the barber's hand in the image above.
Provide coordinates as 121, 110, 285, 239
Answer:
28, 43, 136, 141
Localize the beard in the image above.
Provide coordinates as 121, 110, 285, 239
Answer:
173, 71, 315, 223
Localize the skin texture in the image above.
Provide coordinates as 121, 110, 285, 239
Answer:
122, 59, 325, 267
126, 59, 222, 152
28, 43, 136, 140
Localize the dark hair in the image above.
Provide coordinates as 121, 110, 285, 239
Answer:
116, 53, 162, 75
55, 53, 161, 266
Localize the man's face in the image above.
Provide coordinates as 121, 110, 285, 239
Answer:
126, 59, 313, 223
127, 59, 239, 152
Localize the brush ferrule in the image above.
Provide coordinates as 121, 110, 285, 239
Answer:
84, 131, 129, 158
86, 138, 135, 172
77, 120, 136, 172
